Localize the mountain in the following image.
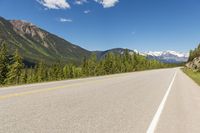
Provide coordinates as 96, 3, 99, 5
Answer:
94, 48, 188, 63
0, 16, 91, 65
142, 51, 189, 63
94, 48, 135, 59
0, 16, 188, 65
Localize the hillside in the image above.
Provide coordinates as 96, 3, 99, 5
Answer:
94, 48, 135, 59
186, 44, 200, 70
0, 16, 91, 65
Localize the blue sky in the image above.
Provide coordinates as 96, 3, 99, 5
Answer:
0, 0, 200, 52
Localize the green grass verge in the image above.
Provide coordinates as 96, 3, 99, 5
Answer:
182, 68, 200, 86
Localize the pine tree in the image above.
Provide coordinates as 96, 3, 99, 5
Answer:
57, 64, 64, 80
82, 57, 89, 76
63, 65, 69, 79
35, 61, 46, 82
19, 68, 28, 84
87, 53, 97, 76
27, 68, 34, 83
0, 42, 9, 85
74, 67, 83, 78
104, 52, 116, 74
6, 49, 24, 84
68, 64, 76, 78
96, 60, 105, 76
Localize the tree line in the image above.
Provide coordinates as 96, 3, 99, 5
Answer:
188, 44, 200, 62
0, 43, 176, 86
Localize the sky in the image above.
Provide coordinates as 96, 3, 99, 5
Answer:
0, 0, 200, 52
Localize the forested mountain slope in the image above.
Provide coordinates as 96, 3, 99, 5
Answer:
0, 16, 91, 64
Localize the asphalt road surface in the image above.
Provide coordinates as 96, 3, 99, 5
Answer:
1, 68, 200, 133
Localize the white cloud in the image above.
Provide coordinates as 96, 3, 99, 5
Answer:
75, 0, 88, 5
60, 18, 72, 22
84, 10, 91, 14
38, 0, 70, 9
95, 0, 119, 8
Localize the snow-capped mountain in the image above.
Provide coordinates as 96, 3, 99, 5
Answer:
142, 50, 189, 63
95, 48, 188, 64
144, 51, 188, 58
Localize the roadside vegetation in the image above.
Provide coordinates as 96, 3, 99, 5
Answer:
188, 44, 200, 62
0, 42, 177, 86
183, 43, 200, 85
182, 68, 200, 85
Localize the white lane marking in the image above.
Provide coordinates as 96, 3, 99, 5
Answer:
146, 71, 177, 133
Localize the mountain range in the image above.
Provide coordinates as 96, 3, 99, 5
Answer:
0, 16, 188, 65
142, 51, 189, 63
95, 49, 188, 63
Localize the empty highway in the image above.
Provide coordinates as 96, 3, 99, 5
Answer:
1, 68, 200, 133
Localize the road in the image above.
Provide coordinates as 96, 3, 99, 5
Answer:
0, 68, 200, 133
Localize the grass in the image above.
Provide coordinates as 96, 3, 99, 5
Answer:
182, 67, 200, 85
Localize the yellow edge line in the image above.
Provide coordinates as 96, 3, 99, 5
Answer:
0, 72, 129, 100
0, 71, 130, 91
0, 84, 74, 100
